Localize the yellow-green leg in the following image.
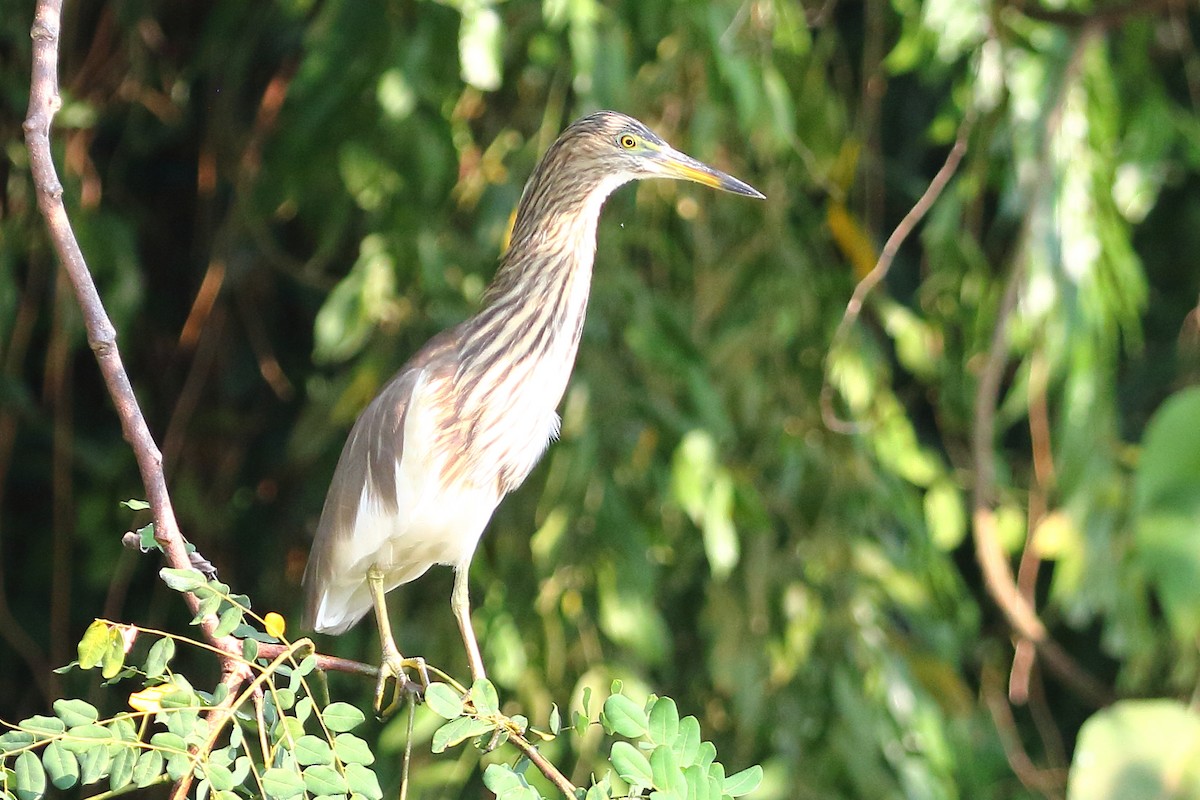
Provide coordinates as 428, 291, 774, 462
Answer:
369, 567, 428, 717
451, 564, 487, 682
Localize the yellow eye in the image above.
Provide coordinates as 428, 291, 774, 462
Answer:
619, 134, 637, 149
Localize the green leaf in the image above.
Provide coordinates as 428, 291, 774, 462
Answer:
343, 763, 383, 800
271, 716, 305, 745
166, 751, 191, 781
1133, 387, 1200, 641
673, 716, 701, 766
242, 636, 259, 662
483, 763, 525, 791
101, 627, 126, 680
649, 745, 682, 794
1067, 700, 1200, 800
136, 523, 157, 551
333, 733, 375, 766
274, 688, 297, 711
424, 682, 465, 720
925, 479, 967, 550
0, 730, 35, 753
321, 702, 366, 733
108, 745, 135, 792
61, 724, 113, 753
20, 716, 65, 737
213, 606, 243, 638
262, 767, 307, 799
41, 741, 79, 790
53, 699, 98, 728
610, 741, 653, 788
204, 762, 235, 792
121, 498, 150, 510
723, 765, 763, 797
303, 764, 346, 795
144, 637, 176, 679
601, 693, 648, 738
469, 678, 500, 715
14, 749, 46, 800
132, 749, 163, 788
149, 731, 187, 755
291, 655, 318, 688
697, 741, 717, 769
648, 697, 679, 746
294, 735, 335, 766
159, 568, 207, 593
572, 710, 589, 737
78, 745, 111, 785
683, 765, 707, 800
548, 703, 561, 735
431, 717, 494, 753
77, 620, 110, 670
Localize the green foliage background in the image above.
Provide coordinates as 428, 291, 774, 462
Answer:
3, 0, 1200, 797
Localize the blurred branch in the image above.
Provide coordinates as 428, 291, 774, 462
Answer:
1011, 348, 1054, 703
982, 662, 1068, 799
970, 23, 1113, 708
822, 108, 975, 433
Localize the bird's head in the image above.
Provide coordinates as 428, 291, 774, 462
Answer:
550, 110, 765, 200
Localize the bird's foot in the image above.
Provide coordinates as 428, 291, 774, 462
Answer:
374, 652, 430, 719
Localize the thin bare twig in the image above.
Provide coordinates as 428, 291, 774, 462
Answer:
1011, 349, 1054, 703
821, 108, 976, 433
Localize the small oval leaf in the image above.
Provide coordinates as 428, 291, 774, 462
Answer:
424, 682, 465, 720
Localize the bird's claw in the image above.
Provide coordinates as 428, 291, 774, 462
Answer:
374, 654, 430, 719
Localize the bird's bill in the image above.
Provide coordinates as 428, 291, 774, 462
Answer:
653, 145, 765, 199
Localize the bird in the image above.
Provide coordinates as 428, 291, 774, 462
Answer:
303, 110, 763, 714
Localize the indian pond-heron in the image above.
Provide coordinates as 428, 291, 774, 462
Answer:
302, 110, 764, 713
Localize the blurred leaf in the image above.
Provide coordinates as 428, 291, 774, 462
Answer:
458, 2, 503, 91
1133, 387, 1200, 641
1068, 700, 1200, 800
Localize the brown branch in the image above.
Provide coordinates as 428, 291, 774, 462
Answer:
822, 108, 976, 433
982, 662, 1067, 799
970, 23, 1113, 709
1011, 349, 1054, 703
508, 728, 579, 799
971, 224, 1111, 708
24, 7, 254, 796
26, 0, 202, 621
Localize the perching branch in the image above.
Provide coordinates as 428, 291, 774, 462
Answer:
24, 0, 206, 629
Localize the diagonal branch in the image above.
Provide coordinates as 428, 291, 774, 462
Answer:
822, 108, 976, 433
24, 0, 203, 624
